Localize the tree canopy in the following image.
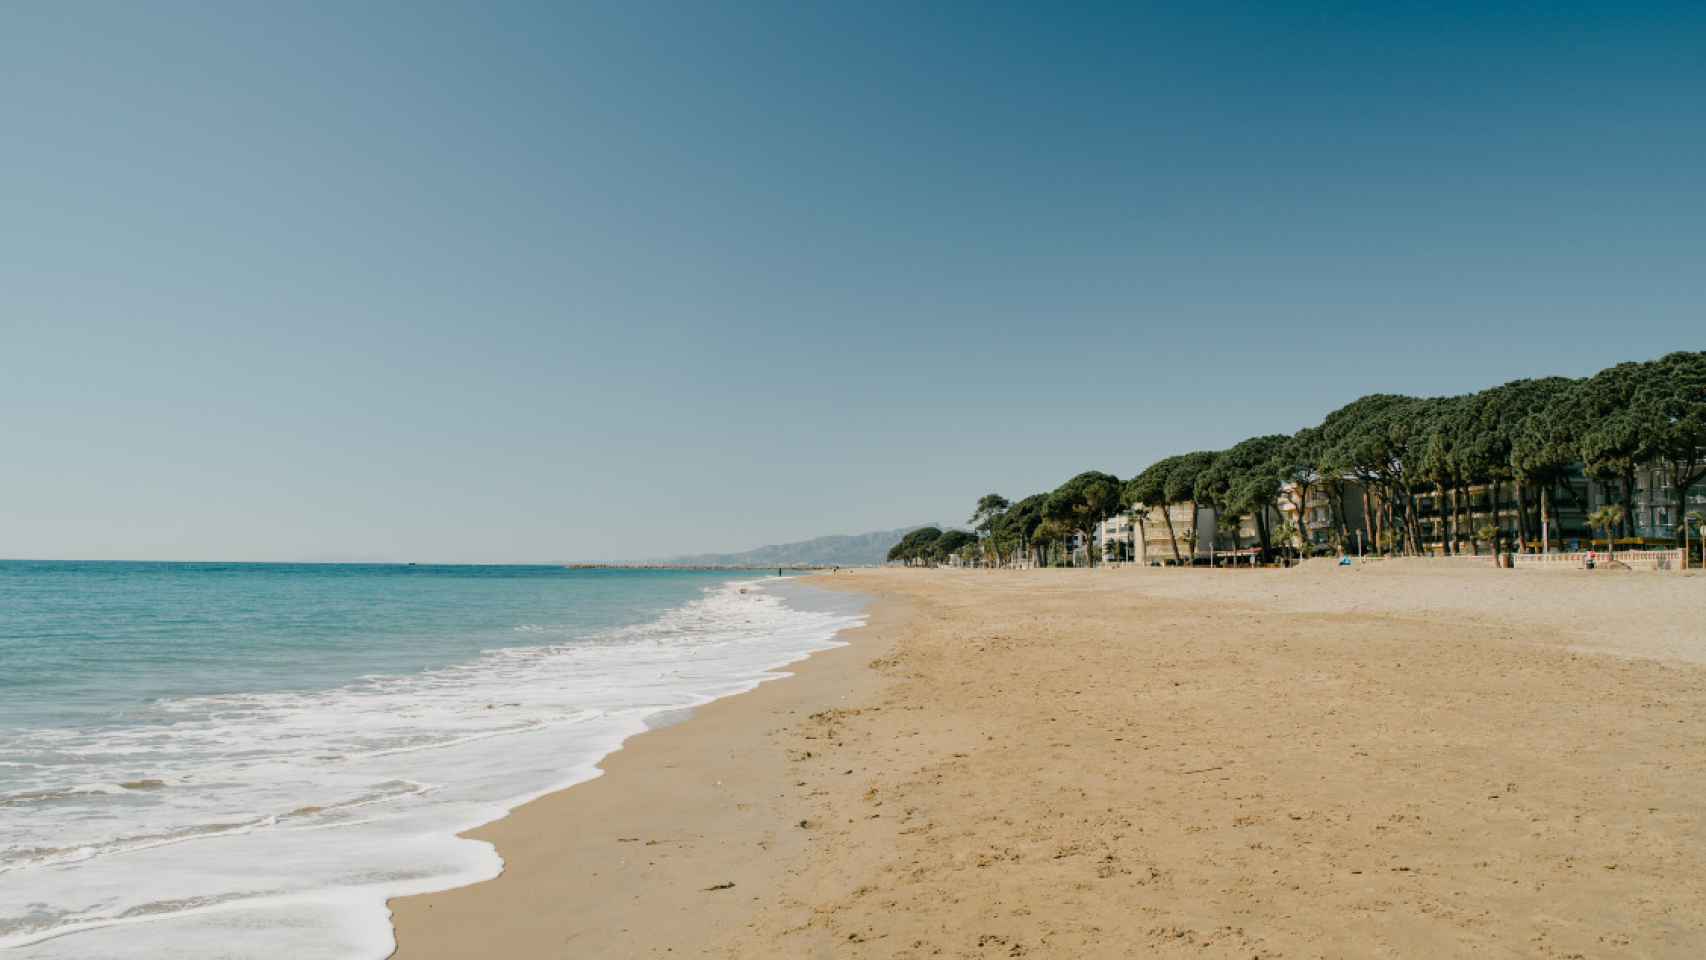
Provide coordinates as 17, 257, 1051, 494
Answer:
969, 493, 1011, 531
885, 526, 943, 564
894, 349, 1700, 568
1043, 470, 1122, 567
1124, 455, 1186, 562
1164, 452, 1219, 507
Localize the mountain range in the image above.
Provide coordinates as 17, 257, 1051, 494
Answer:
653, 524, 949, 567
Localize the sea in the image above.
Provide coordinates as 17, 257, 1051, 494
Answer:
0, 561, 865, 958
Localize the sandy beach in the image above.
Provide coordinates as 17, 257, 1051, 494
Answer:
390, 564, 1706, 958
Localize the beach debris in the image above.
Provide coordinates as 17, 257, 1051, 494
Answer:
616, 837, 640, 843
702, 881, 736, 891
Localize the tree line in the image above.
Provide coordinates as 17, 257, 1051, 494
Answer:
888, 351, 1705, 567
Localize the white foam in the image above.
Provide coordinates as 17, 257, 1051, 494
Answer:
0, 578, 864, 958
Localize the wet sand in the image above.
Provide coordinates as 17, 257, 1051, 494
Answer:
390, 564, 1706, 958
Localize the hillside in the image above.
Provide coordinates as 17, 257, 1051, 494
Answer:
655, 525, 947, 568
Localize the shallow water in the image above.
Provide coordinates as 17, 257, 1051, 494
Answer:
0, 561, 864, 957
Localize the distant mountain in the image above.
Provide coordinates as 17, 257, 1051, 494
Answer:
654, 524, 949, 567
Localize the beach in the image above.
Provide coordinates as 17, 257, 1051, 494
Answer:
388, 563, 1706, 958
386, 576, 895, 958
0, 566, 866, 958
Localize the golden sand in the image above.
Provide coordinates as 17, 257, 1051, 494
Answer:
391, 564, 1706, 958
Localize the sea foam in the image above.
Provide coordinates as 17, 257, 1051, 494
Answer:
0, 577, 864, 958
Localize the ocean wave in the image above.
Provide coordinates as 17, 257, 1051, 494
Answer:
0, 577, 866, 957
2, 780, 433, 874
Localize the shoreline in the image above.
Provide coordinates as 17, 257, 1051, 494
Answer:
385, 575, 896, 958
390, 566, 1706, 957
4, 570, 873, 959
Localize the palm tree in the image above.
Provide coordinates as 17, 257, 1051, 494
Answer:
1475, 524, 1499, 557
1588, 505, 1625, 556
1032, 518, 1073, 567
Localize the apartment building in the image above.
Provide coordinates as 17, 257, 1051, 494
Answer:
1274, 481, 1370, 554
1102, 503, 1283, 565
1095, 460, 1702, 564
1282, 464, 1701, 554
1094, 512, 1138, 562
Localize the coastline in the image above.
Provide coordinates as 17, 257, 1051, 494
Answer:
390, 566, 1706, 958
385, 575, 897, 958
5, 567, 873, 959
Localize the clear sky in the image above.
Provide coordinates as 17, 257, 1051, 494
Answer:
4, 2, 1702, 562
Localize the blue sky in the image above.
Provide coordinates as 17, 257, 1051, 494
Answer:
4, 2, 1702, 562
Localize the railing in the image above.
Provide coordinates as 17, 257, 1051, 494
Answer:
1332, 550, 1689, 572
1509, 552, 1584, 567
1509, 550, 1685, 571
1612, 549, 1684, 571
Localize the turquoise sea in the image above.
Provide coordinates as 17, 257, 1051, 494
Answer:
0, 561, 864, 958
